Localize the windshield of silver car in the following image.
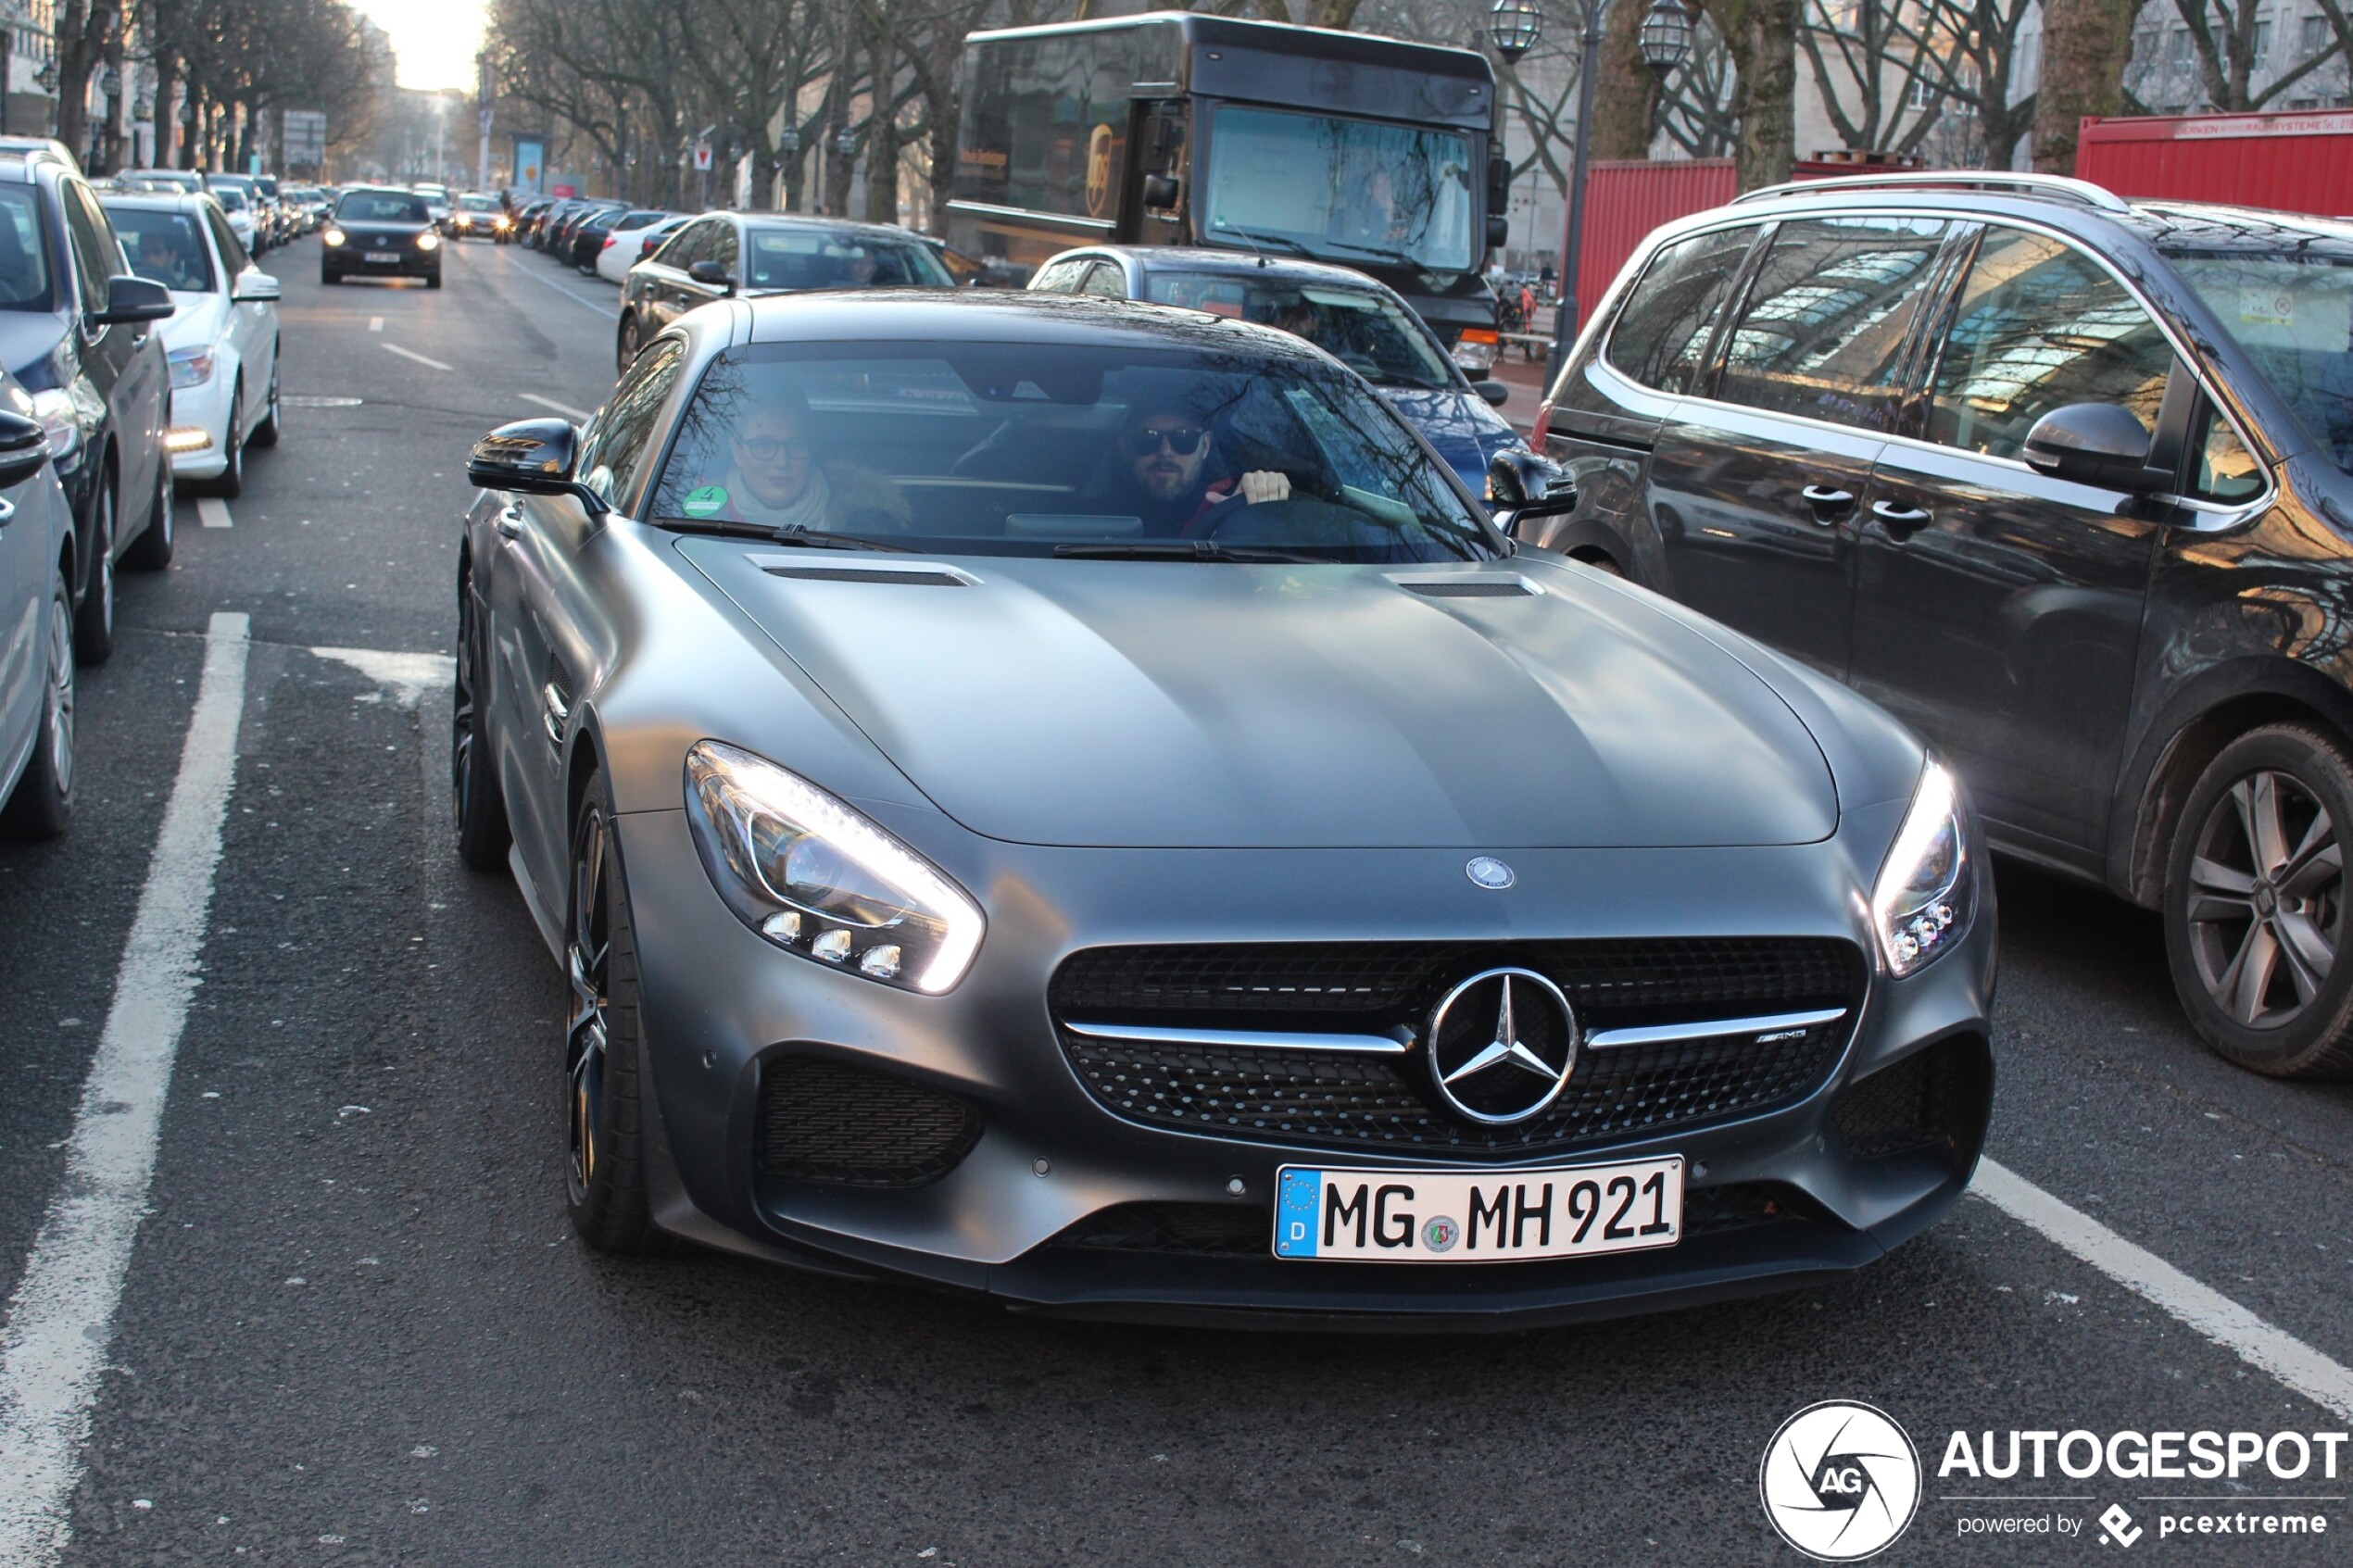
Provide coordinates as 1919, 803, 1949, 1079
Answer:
647, 341, 1497, 561
1142, 274, 1457, 392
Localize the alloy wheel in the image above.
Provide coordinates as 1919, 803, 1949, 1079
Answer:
2184, 769, 2345, 1028
94, 488, 113, 636
451, 588, 480, 827
45, 585, 72, 796
565, 807, 613, 1205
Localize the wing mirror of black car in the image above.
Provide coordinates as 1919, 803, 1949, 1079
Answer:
0, 408, 48, 489
2022, 403, 2170, 492
1141, 172, 1182, 209
465, 418, 609, 515
1474, 380, 1510, 408
230, 270, 281, 304
687, 259, 734, 293
92, 275, 173, 326
1487, 449, 1577, 536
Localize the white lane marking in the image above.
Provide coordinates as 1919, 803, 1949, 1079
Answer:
519, 394, 590, 421
1974, 1158, 2353, 1423
195, 497, 231, 529
382, 342, 453, 372
499, 250, 621, 320
0, 611, 250, 1564
368, 316, 384, 332
308, 646, 453, 709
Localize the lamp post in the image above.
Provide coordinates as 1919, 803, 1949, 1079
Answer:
1544, 0, 1693, 391
1487, 0, 1540, 282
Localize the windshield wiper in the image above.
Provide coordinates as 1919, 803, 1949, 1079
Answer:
1052, 540, 1320, 564
657, 519, 909, 552
1316, 239, 1426, 270
1212, 225, 1314, 258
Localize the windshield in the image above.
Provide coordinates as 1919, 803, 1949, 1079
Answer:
1144, 273, 1456, 390
2163, 245, 2353, 470
0, 186, 50, 312
212, 188, 247, 213
459, 195, 499, 212
104, 207, 214, 293
337, 192, 429, 223
646, 341, 1494, 562
1204, 107, 1476, 275
742, 230, 954, 291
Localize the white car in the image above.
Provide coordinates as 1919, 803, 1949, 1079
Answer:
597, 211, 692, 285
202, 183, 258, 255
98, 192, 282, 496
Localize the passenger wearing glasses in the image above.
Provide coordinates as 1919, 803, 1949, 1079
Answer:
700, 385, 909, 533
1096, 400, 1291, 535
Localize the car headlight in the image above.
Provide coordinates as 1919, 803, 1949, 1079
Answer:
417, 232, 441, 252
1451, 328, 1499, 372
168, 346, 215, 389
27, 387, 76, 461
684, 740, 984, 993
321, 227, 346, 247
1871, 760, 1973, 977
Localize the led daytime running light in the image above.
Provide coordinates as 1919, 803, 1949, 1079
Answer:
1870, 761, 1969, 977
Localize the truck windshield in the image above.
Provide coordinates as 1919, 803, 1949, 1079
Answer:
1204, 107, 1476, 275
2162, 245, 2353, 471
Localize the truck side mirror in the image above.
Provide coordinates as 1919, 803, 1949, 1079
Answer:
1487, 154, 1512, 211
1142, 173, 1181, 209
1487, 215, 1510, 249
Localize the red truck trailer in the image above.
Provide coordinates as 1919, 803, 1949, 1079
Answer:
2076, 108, 2353, 215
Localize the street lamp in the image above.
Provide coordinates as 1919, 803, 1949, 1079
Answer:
1639, 0, 1694, 76
835, 124, 858, 160
1542, 0, 1609, 393
1487, 0, 1542, 60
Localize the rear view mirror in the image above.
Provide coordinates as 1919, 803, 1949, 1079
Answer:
687, 258, 734, 292
2022, 403, 2168, 492
231, 270, 281, 303
466, 418, 606, 514
1488, 448, 1577, 534
0, 408, 47, 489
94, 275, 172, 325
1475, 380, 1510, 408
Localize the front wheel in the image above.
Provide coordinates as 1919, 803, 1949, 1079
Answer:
123, 456, 172, 570
2164, 722, 2353, 1079
0, 561, 74, 837
615, 312, 642, 376
564, 769, 664, 1253
248, 349, 282, 447
71, 474, 115, 665
426, 270, 443, 291
321, 268, 340, 286
212, 378, 245, 498
451, 564, 510, 871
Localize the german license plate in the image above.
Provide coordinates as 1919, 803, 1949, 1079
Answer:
364, 251, 399, 264
1273, 1156, 1682, 1262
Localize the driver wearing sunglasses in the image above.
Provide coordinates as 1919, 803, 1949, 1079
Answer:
1108, 404, 1291, 535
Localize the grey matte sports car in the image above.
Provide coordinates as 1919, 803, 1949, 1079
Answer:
456, 291, 1995, 1328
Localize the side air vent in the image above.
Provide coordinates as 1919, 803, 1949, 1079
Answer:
755, 1056, 983, 1187
763, 566, 968, 586
1398, 578, 1537, 599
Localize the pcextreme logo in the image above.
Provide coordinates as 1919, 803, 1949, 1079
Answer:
1760, 1400, 1924, 1562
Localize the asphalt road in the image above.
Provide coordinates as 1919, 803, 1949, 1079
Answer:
0, 234, 2348, 1568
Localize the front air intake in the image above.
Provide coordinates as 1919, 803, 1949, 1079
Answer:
755, 1056, 982, 1187
1400, 579, 1535, 598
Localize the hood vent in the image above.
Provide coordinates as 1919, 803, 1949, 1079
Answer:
1399, 578, 1537, 599
763, 565, 967, 587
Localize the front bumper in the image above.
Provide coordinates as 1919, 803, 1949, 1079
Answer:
165, 374, 233, 480
324, 245, 438, 277
608, 801, 1996, 1327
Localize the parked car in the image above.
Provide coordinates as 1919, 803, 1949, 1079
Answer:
1031, 246, 1529, 497
514, 197, 555, 245
1533, 170, 2353, 1078
0, 377, 81, 838
203, 180, 260, 255
547, 199, 625, 260
413, 182, 452, 232
321, 187, 442, 288
572, 207, 668, 273
449, 194, 511, 243
0, 145, 173, 662
616, 213, 954, 370
101, 191, 282, 496
599, 212, 693, 285
456, 289, 1993, 1323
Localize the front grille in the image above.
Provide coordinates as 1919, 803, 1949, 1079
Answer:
1831, 1034, 1993, 1160
1052, 940, 1865, 1158
755, 1056, 982, 1187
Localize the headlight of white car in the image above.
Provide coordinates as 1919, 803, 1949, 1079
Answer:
168, 346, 215, 389
684, 740, 984, 993
1870, 760, 1973, 977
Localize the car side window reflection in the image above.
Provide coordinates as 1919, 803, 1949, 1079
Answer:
1928, 227, 2172, 464
575, 339, 684, 509
2192, 398, 2267, 504
706, 225, 737, 281
1604, 223, 1757, 395
1713, 216, 1946, 431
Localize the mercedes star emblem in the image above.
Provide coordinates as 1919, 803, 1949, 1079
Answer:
1466, 856, 1516, 889
1425, 967, 1578, 1124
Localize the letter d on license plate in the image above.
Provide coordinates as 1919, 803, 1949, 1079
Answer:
1273, 1156, 1682, 1263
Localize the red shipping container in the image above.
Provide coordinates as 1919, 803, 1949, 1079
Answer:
1571, 157, 1737, 336
2077, 110, 2353, 217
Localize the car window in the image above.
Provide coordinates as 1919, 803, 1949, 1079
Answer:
1715, 217, 1947, 430
2161, 246, 2353, 473
1929, 227, 2173, 463
2191, 397, 2267, 503
576, 338, 685, 508
741, 229, 950, 291
652, 220, 707, 270
1141, 271, 1458, 391
103, 206, 215, 293
0, 184, 53, 311
1078, 261, 1127, 299
703, 224, 738, 279
60, 182, 120, 310
205, 205, 251, 275
1030, 257, 1089, 293
1604, 224, 1759, 395
336, 192, 430, 223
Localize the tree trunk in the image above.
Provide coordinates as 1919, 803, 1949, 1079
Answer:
1709, 0, 1798, 187
52, 0, 95, 163
1590, 0, 1665, 161
2032, 0, 2137, 174
863, 21, 897, 225
154, 57, 179, 169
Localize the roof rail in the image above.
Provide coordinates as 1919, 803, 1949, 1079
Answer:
1730, 171, 2132, 214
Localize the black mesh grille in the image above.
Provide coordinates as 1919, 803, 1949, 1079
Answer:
755, 1057, 982, 1187
1051, 940, 1865, 1158
1048, 1202, 1270, 1257
763, 567, 965, 586
1832, 1035, 1992, 1159
1402, 581, 1533, 598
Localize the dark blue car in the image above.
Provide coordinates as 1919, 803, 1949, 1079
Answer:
1027, 246, 1529, 496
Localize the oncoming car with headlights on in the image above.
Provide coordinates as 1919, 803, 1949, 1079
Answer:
455, 291, 1994, 1328
321, 187, 442, 288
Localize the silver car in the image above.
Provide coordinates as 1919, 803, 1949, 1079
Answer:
0, 372, 81, 837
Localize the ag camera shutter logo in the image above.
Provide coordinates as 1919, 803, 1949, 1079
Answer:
1760, 1400, 1922, 1561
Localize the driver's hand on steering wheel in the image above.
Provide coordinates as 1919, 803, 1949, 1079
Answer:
1233, 470, 1291, 505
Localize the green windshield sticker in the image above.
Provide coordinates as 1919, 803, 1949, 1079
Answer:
681, 485, 727, 519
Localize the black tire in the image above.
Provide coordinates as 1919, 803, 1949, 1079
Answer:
211, 378, 245, 498
426, 269, 443, 290
615, 311, 642, 376
0, 560, 74, 838
2164, 722, 2353, 1079
564, 766, 664, 1253
321, 267, 340, 285
248, 348, 282, 447
451, 562, 511, 872
71, 472, 115, 665
122, 458, 172, 571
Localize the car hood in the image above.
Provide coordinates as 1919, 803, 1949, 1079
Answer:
162, 292, 226, 354
682, 542, 1839, 849
1379, 384, 1525, 491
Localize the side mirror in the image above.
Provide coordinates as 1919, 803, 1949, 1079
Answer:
1141, 172, 1181, 209
1486, 214, 1510, 249
1474, 380, 1510, 408
1487, 448, 1576, 534
93, 275, 172, 325
231, 270, 281, 303
2022, 403, 2168, 492
687, 258, 734, 292
0, 408, 47, 489
465, 418, 608, 514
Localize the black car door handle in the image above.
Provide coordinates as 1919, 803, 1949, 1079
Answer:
1871, 499, 1933, 536
1799, 483, 1855, 522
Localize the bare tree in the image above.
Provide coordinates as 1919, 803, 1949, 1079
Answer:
2132, 0, 2344, 112
2033, 0, 2137, 172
